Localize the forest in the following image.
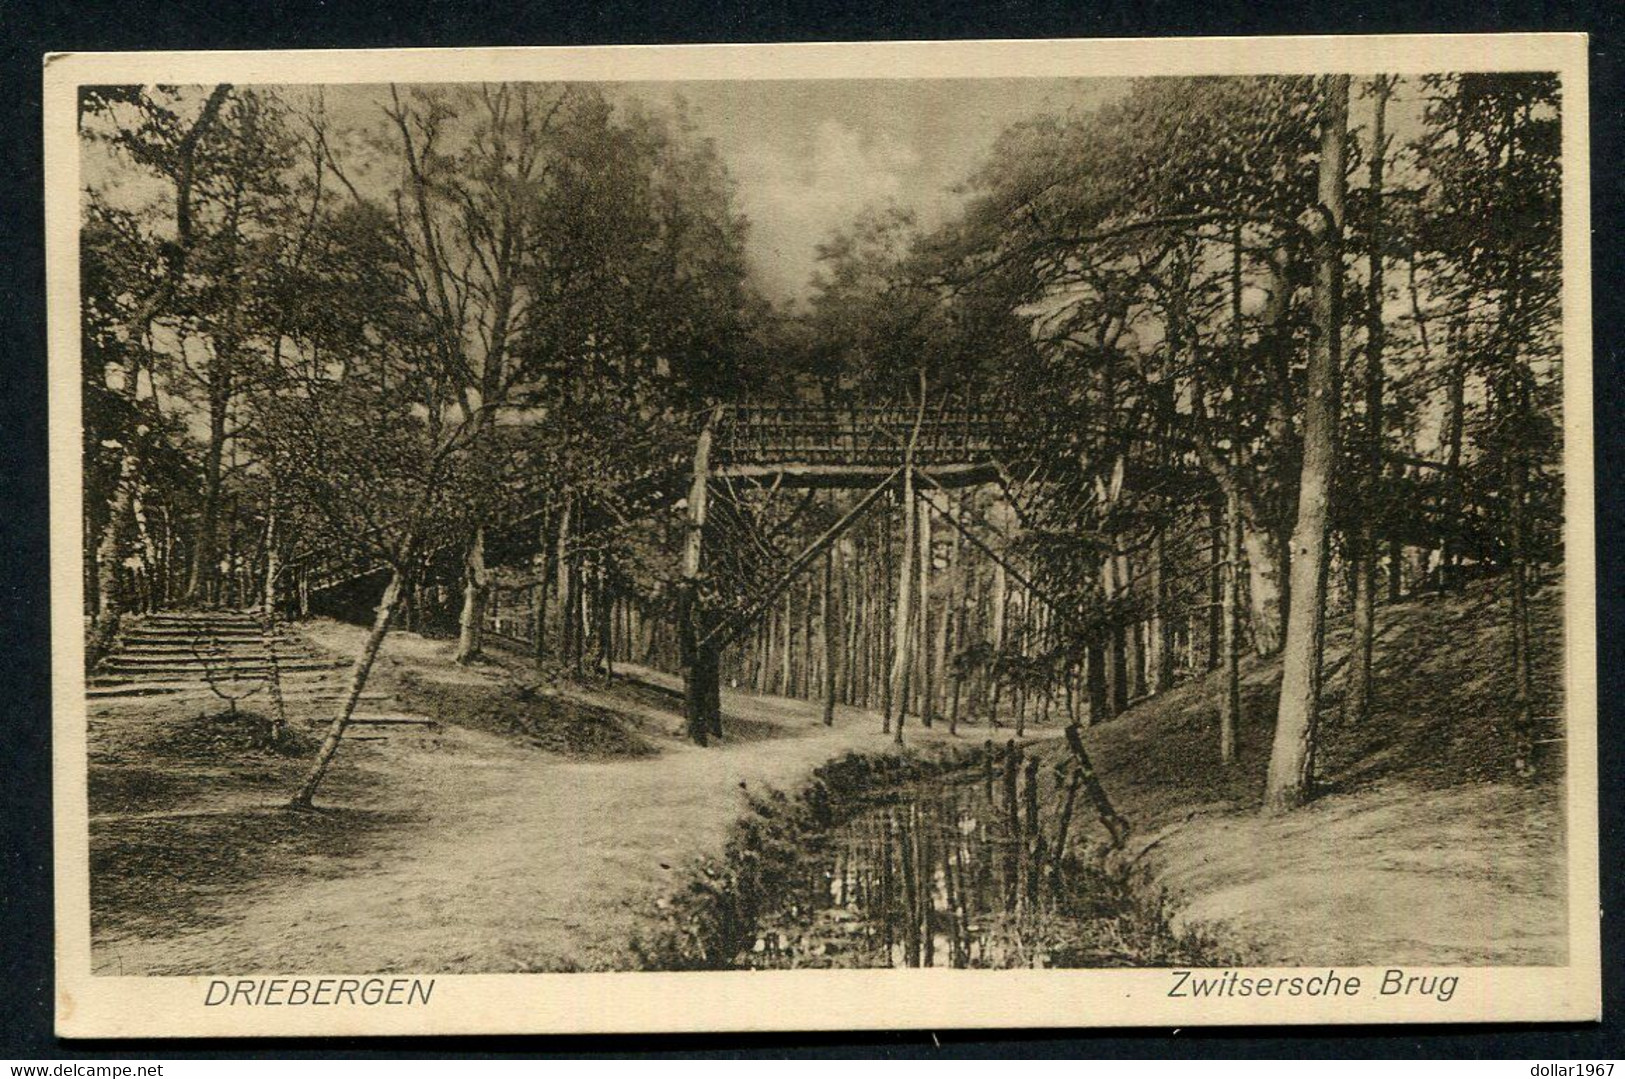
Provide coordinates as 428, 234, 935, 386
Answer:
80, 72, 1564, 821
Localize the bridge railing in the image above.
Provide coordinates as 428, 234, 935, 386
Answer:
716, 404, 1020, 468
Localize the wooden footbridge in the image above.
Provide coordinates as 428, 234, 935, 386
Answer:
290, 400, 1511, 746
676, 403, 1092, 745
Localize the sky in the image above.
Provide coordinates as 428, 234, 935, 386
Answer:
609, 79, 1125, 305
84, 79, 1124, 309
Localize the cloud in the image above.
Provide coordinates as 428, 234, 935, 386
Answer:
730, 118, 924, 304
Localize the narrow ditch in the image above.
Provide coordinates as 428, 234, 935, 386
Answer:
634, 742, 1241, 970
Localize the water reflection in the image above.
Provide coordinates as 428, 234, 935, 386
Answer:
747, 742, 1127, 969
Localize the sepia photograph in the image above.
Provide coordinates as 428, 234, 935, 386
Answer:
45, 36, 1598, 1036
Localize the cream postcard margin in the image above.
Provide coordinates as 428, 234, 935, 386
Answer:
44, 34, 1599, 1037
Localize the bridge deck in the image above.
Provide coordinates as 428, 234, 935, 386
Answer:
713, 404, 1017, 488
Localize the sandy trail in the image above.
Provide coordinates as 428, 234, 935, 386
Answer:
92, 635, 966, 975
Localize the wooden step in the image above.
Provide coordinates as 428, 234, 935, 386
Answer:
139, 611, 259, 621
106, 650, 323, 664
89, 676, 378, 694
120, 637, 306, 647
122, 629, 280, 641
113, 649, 322, 663
97, 661, 346, 678
347, 714, 437, 727
86, 683, 185, 699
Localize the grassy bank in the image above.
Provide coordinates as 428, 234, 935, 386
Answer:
1051, 575, 1568, 966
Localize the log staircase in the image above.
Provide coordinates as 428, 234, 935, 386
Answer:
89, 610, 435, 736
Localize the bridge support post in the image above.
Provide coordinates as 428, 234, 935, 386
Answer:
888, 468, 917, 744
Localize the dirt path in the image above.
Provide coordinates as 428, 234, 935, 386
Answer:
91, 629, 980, 975
91, 578, 1567, 974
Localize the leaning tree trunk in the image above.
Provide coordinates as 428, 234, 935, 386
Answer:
454, 525, 488, 665
291, 567, 407, 809
1264, 74, 1349, 814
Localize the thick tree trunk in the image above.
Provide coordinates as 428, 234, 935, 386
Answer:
1085, 639, 1107, 725
291, 567, 406, 809
553, 496, 573, 639
1121, 556, 1143, 699
1104, 548, 1129, 715
1150, 528, 1173, 693
1207, 501, 1224, 669
567, 561, 585, 673
596, 569, 614, 677
878, 518, 891, 726
1265, 74, 1348, 814
131, 492, 161, 614
679, 409, 721, 744
780, 590, 793, 696
934, 574, 952, 727
988, 559, 1007, 723
1440, 319, 1468, 589
802, 575, 817, 698
531, 532, 551, 667
454, 525, 488, 665
1506, 374, 1536, 774
262, 500, 279, 616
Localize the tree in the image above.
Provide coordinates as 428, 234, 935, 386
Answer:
265, 376, 491, 808
81, 86, 234, 634
932, 77, 1328, 665
1263, 75, 1349, 813
1345, 75, 1394, 726
1411, 73, 1562, 770
248, 194, 493, 806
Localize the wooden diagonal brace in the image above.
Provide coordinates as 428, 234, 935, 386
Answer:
698, 466, 903, 652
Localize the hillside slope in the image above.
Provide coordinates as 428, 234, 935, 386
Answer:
1068, 574, 1568, 966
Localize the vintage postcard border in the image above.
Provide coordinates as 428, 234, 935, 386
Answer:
46, 34, 1599, 1037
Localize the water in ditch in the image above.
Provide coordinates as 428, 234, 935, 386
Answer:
738, 752, 1203, 969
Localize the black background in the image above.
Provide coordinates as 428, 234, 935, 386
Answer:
2, 0, 1620, 1058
